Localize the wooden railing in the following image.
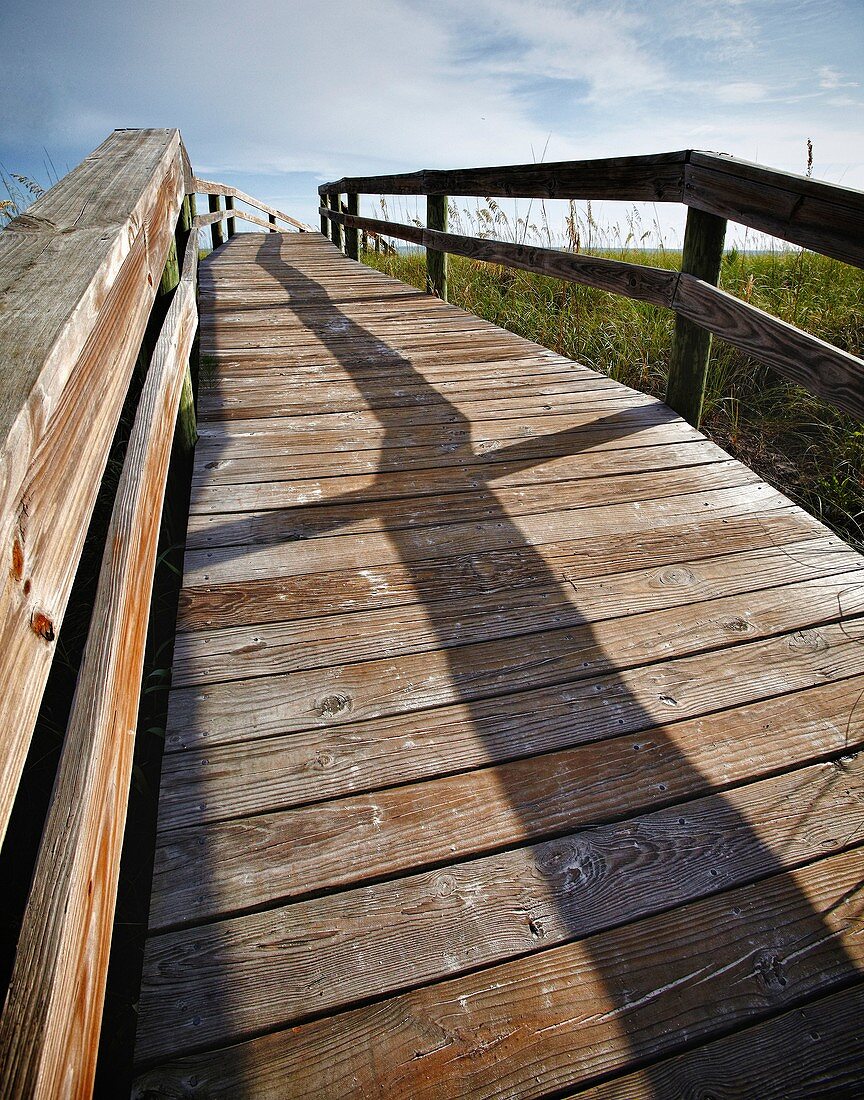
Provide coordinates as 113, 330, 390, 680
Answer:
0, 128, 305, 1099
319, 150, 864, 424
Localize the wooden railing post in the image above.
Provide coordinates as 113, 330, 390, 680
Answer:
225, 195, 236, 238
208, 193, 224, 250
268, 213, 277, 232
426, 194, 448, 300
665, 208, 727, 426
320, 194, 329, 235
346, 194, 360, 260
328, 193, 344, 251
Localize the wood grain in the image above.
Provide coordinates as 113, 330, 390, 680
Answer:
0, 222, 198, 1099
319, 151, 689, 201
150, 670, 864, 928
168, 751, 864, 1051
673, 274, 864, 419
686, 152, 864, 268
576, 982, 864, 1099
134, 847, 864, 1096
164, 571, 864, 753
0, 128, 185, 846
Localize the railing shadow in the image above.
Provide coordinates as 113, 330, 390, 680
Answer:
142, 232, 862, 1096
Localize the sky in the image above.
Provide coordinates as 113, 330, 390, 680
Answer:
1, 0, 862, 240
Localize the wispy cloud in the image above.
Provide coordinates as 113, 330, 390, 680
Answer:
0, 0, 861, 228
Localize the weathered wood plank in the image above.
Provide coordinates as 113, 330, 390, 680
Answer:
162, 619, 864, 814
576, 982, 864, 1099
176, 508, 832, 631
319, 151, 689, 201
323, 208, 678, 306
164, 571, 864, 752
137, 767, 864, 1060
673, 274, 864, 419
170, 536, 861, 688
188, 460, 756, 539
686, 152, 864, 268
151, 669, 864, 932
133, 846, 864, 1097
0, 128, 185, 845
189, 403, 688, 474
180, 481, 792, 587
186, 442, 732, 523
0, 229, 198, 1099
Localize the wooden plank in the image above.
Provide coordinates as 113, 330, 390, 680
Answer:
187, 459, 755, 535
169, 537, 861, 688
0, 230, 198, 1099
190, 403, 686, 471
151, 670, 864, 928
673, 274, 864, 419
686, 153, 864, 268
180, 481, 793, 587
132, 846, 864, 1097
162, 617, 864, 798
186, 442, 732, 520
0, 129, 185, 845
176, 508, 833, 631
196, 381, 658, 424
319, 150, 689, 201
576, 982, 864, 1099
137, 763, 864, 1058
164, 571, 864, 752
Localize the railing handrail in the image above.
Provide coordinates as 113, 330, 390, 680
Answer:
319, 148, 864, 268
318, 149, 864, 423
193, 176, 312, 232
0, 129, 308, 1099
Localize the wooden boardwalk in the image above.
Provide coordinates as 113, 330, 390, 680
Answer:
133, 231, 864, 1097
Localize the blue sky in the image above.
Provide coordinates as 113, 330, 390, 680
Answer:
1, 0, 862, 236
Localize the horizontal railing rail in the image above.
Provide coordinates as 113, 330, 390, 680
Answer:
0, 128, 307, 1098
319, 149, 864, 424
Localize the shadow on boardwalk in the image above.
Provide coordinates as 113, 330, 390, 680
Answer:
137, 233, 863, 1098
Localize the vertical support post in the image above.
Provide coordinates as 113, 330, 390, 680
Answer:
268, 213, 277, 232
157, 237, 180, 298
346, 194, 360, 260
319, 191, 329, 235
666, 208, 727, 426
208, 193, 224, 250
225, 195, 236, 238
328, 192, 344, 251
426, 194, 448, 300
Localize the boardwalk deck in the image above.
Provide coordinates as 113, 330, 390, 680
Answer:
132, 232, 864, 1097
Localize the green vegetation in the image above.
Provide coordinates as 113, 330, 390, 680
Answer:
365, 236, 863, 551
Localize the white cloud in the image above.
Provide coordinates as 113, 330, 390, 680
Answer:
818, 65, 860, 89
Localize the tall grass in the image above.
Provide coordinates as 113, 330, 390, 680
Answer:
365, 201, 863, 551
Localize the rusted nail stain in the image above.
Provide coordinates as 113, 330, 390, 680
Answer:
11, 536, 24, 581
31, 610, 55, 642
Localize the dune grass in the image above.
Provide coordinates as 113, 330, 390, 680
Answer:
365, 237, 863, 551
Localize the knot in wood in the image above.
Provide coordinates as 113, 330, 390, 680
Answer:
313, 692, 353, 719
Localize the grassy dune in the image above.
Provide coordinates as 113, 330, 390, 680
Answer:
365, 242, 863, 551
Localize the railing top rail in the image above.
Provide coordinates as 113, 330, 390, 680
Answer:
319, 148, 864, 268
193, 176, 312, 231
